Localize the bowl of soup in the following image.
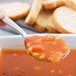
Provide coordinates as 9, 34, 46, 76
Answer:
0, 34, 76, 76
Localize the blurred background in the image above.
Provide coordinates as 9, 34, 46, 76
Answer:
0, 0, 50, 36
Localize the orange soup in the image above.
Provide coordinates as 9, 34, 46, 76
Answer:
0, 49, 75, 76
25, 35, 69, 62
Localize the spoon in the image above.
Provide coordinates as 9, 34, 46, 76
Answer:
2, 16, 27, 38
2, 16, 70, 62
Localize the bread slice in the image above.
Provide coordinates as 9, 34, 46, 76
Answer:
25, 0, 43, 25
46, 15, 58, 33
34, 10, 52, 31
64, 0, 76, 10
43, 0, 64, 10
52, 6, 76, 33
0, 2, 30, 20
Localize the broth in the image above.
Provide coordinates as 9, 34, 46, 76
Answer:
0, 49, 75, 76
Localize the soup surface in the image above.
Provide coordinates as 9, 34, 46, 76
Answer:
0, 49, 75, 76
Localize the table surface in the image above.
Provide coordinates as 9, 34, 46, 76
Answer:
0, 0, 50, 36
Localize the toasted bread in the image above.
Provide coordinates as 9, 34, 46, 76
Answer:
46, 15, 58, 33
52, 6, 76, 33
43, 0, 64, 10
64, 0, 76, 10
25, 0, 43, 25
34, 10, 52, 31
0, 2, 30, 20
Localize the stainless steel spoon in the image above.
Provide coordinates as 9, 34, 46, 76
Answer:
3, 16, 27, 38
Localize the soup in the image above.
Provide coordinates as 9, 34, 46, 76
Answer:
0, 49, 75, 76
25, 35, 69, 62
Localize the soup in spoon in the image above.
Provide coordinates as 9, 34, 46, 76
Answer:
25, 34, 69, 62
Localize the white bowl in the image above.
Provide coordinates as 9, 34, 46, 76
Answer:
0, 34, 76, 49
0, 34, 76, 76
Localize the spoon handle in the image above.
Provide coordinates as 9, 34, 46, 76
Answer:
2, 16, 27, 38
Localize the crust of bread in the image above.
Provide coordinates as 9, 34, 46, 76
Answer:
52, 6, 75, 33
34, 23, 46, 32
34, 24, 46, 31
43, 0, 64, 10
0, 2, 30, 20
47, 24, 59, 33
25, 0, 43, 25
64, 0, 76, 10
46, 15, 59, 33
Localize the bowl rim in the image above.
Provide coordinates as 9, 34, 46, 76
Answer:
0, 34, 76, 39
